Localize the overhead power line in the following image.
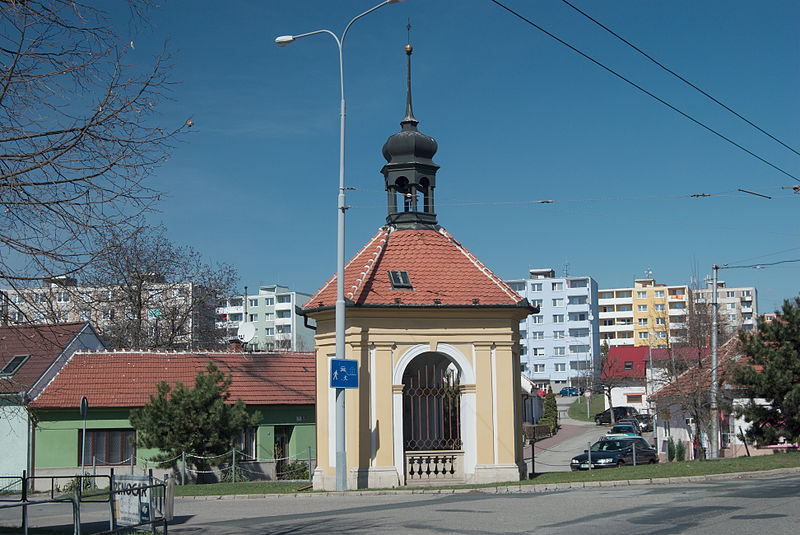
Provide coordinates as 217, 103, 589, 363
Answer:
489, 0, 800, 183
721, 259, 800, 270
559, 0, 800, 159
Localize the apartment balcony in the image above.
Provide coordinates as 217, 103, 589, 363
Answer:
668, 294, 687, 301
668, 308, 687, 316
741, 306, 753, 313
597, 297, 632, 306
598, 311, 634, 319
274, 316, 292, 325
215, 320, 241, 330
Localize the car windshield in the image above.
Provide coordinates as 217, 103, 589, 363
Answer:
610, 425, 634, 433
590, 440, 629, 452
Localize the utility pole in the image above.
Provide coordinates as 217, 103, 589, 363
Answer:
709, 264, 719, 459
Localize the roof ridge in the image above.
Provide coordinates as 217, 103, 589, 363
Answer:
437, 227, 521, 303
347, 228, 390, 300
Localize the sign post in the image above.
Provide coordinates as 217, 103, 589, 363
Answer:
584, 390, 592, 419
80, 396, 88, 478
330, 359, 358, 491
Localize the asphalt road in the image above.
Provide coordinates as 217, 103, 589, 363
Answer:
4, 471, 797, 534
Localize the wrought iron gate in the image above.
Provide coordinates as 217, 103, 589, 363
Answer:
403, 364, 462, 451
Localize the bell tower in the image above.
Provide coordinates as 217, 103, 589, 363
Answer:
381, 44, 439, 228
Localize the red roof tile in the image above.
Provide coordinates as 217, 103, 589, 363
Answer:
303, 227, 525, 310
0, 323, 90, 395
30, 351, 315, 409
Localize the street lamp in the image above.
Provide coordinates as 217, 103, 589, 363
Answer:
276, 0, 404, 492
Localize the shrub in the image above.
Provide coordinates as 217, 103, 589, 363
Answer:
220, 465, 250, 483
667, 437, 676, 462
676, 440, 686, 462
278, 461, 309, 480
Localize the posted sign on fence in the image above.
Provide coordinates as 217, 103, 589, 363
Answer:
114, 474, 151, 527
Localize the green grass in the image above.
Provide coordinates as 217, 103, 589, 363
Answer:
567, 394, 606, 421
174, 480, 311, 496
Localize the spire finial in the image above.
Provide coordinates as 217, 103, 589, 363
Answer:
401, 21, 418, 130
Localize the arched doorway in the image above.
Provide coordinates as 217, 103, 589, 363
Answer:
401, 352, 464, 484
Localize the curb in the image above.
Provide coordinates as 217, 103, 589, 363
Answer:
177, 466, 800, 500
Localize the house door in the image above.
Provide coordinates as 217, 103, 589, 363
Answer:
274, 426, 292, 478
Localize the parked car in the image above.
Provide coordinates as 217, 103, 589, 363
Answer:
606, 423, 640, 437
594, 406, 639, 425
617, 418, 643, 434
559, 387, 581, 397
570, 437, 659, 470
634, 413, 653, 432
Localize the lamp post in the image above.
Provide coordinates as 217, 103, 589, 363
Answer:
276, 0, 404, 492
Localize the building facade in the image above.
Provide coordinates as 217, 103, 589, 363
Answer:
598, 277, 690, 348
506, 269, 600, 391
693, 276, 757, 334
216, 285, 315, 351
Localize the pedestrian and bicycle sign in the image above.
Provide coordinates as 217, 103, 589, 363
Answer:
330, 358, 358, 388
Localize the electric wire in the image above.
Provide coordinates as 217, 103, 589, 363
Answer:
558, 0, 800, 158
720, 259, 800, 270
489, 0, 800, 183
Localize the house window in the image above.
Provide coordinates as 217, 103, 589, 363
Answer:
626, 394, 643, 404
623, 361, 633, 370
532, 364, 545, 373
637, 304, 648, 312
264, 297, 274, 306
554, 347, 565, 356
530, 283, 542, 292
9, 311, 25, 322
553, 314, 564, 324
552, 282, 564, 291
79, 429, 135, 465
56, 292, 70, 303
552, 298, 564, 307
568, 295, 587, 305
249, 298, 259, 307
236, 427, 258, 460
531, 331, 544, 340
388, 270, 412, 289
531, 315, 543, 324
553, 330, 565, 339
554, 363, 566, 372
654, 290, 664, 298
531, 347, 544, 357
1, 355, 30, 376
636, 291, 647, 299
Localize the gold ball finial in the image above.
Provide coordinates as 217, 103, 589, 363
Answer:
405, 44, 413, 54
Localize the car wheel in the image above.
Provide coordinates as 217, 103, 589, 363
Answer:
649, 459, 656, 464
617, 460, 625, 467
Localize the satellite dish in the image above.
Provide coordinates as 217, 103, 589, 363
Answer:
237, 322, 256, 343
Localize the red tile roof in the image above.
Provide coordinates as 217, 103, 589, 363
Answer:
0, 323, 90, 395
303, 227, 526, 310
30, 351, 315, 409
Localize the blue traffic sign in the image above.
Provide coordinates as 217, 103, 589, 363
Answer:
330, 358, 359, 389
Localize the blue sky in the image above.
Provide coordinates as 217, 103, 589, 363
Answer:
126, 1, 798, 313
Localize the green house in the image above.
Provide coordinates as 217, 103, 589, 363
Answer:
30, 350, 315, 482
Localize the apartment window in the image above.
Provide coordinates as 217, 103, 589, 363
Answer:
264, 312, 274, 320
569, 328, 589, 337
569, 345, 589, 354
599, 292, 613, 299
618, 304, 632, 312
618, 291, 631, 298
552, 282, 564, 291
728, 314, 736, 321
727, 303, 736, 310
552, 298, 564, 307
553, 314, 564, 324
636, 291, 647, 299
102, 309, 114, 320
554, 363, 566, 372
148, 289, 162, 300
570, 361, 590, 370
276, 310, 291, 319
531, 283, 542, 292
276, 325, 291, 334
229, 313, 243, 322
638, 318, 648, 326
670, 302, 685, 310
520, 346, 527, 356
264, 297, 274, 306
654, 290, 664, 298
671, 316, 685, 323
531, 315, 543, 324
638, 332, 649, 340
637, 304, 648, 312
602, 333, 615, 340
568, 279, 588, 288
619, 332, 633, 339
532, 364, 545, 373
277, 295, 292, 304
508, 282, 525, 292
172, 288, 187, 298
532, 347, 544, 356
602, 319, 614, 326
623, 361, 633, 370
79, 429, 135, 465
743, 313, 752, 320
530, 299, 542, 308
568, 295, 587, 305
34, 293, 48, 304
656, 317, 666, 325
531, 331, 544, 340
726, 291, 735, 298
553, 330, 565, 339
265, 327, 274, 335
10, 293, 22, 303
656, 331, 667, 339
743, 290, 751, 297
9, 311, 25, 322
79, 310, 91, 321
519, 330, 527, 339
249, 314, 258, 322
56, 292, 70, 303
568, 312, 587, 322
654, 304, 665, 312
618, 318, 633, 325
554, 347, 565, 356
601, 306, 613, 313
249, 298, 258, 307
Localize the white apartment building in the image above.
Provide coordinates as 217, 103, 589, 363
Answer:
693, 276, 758, 333
506, 268, 600, 391
216, 284, 315, 352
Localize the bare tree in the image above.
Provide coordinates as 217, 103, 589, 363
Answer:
80, 225, 238, 350
1, 1, 187, 288
597, 341, 638, 424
